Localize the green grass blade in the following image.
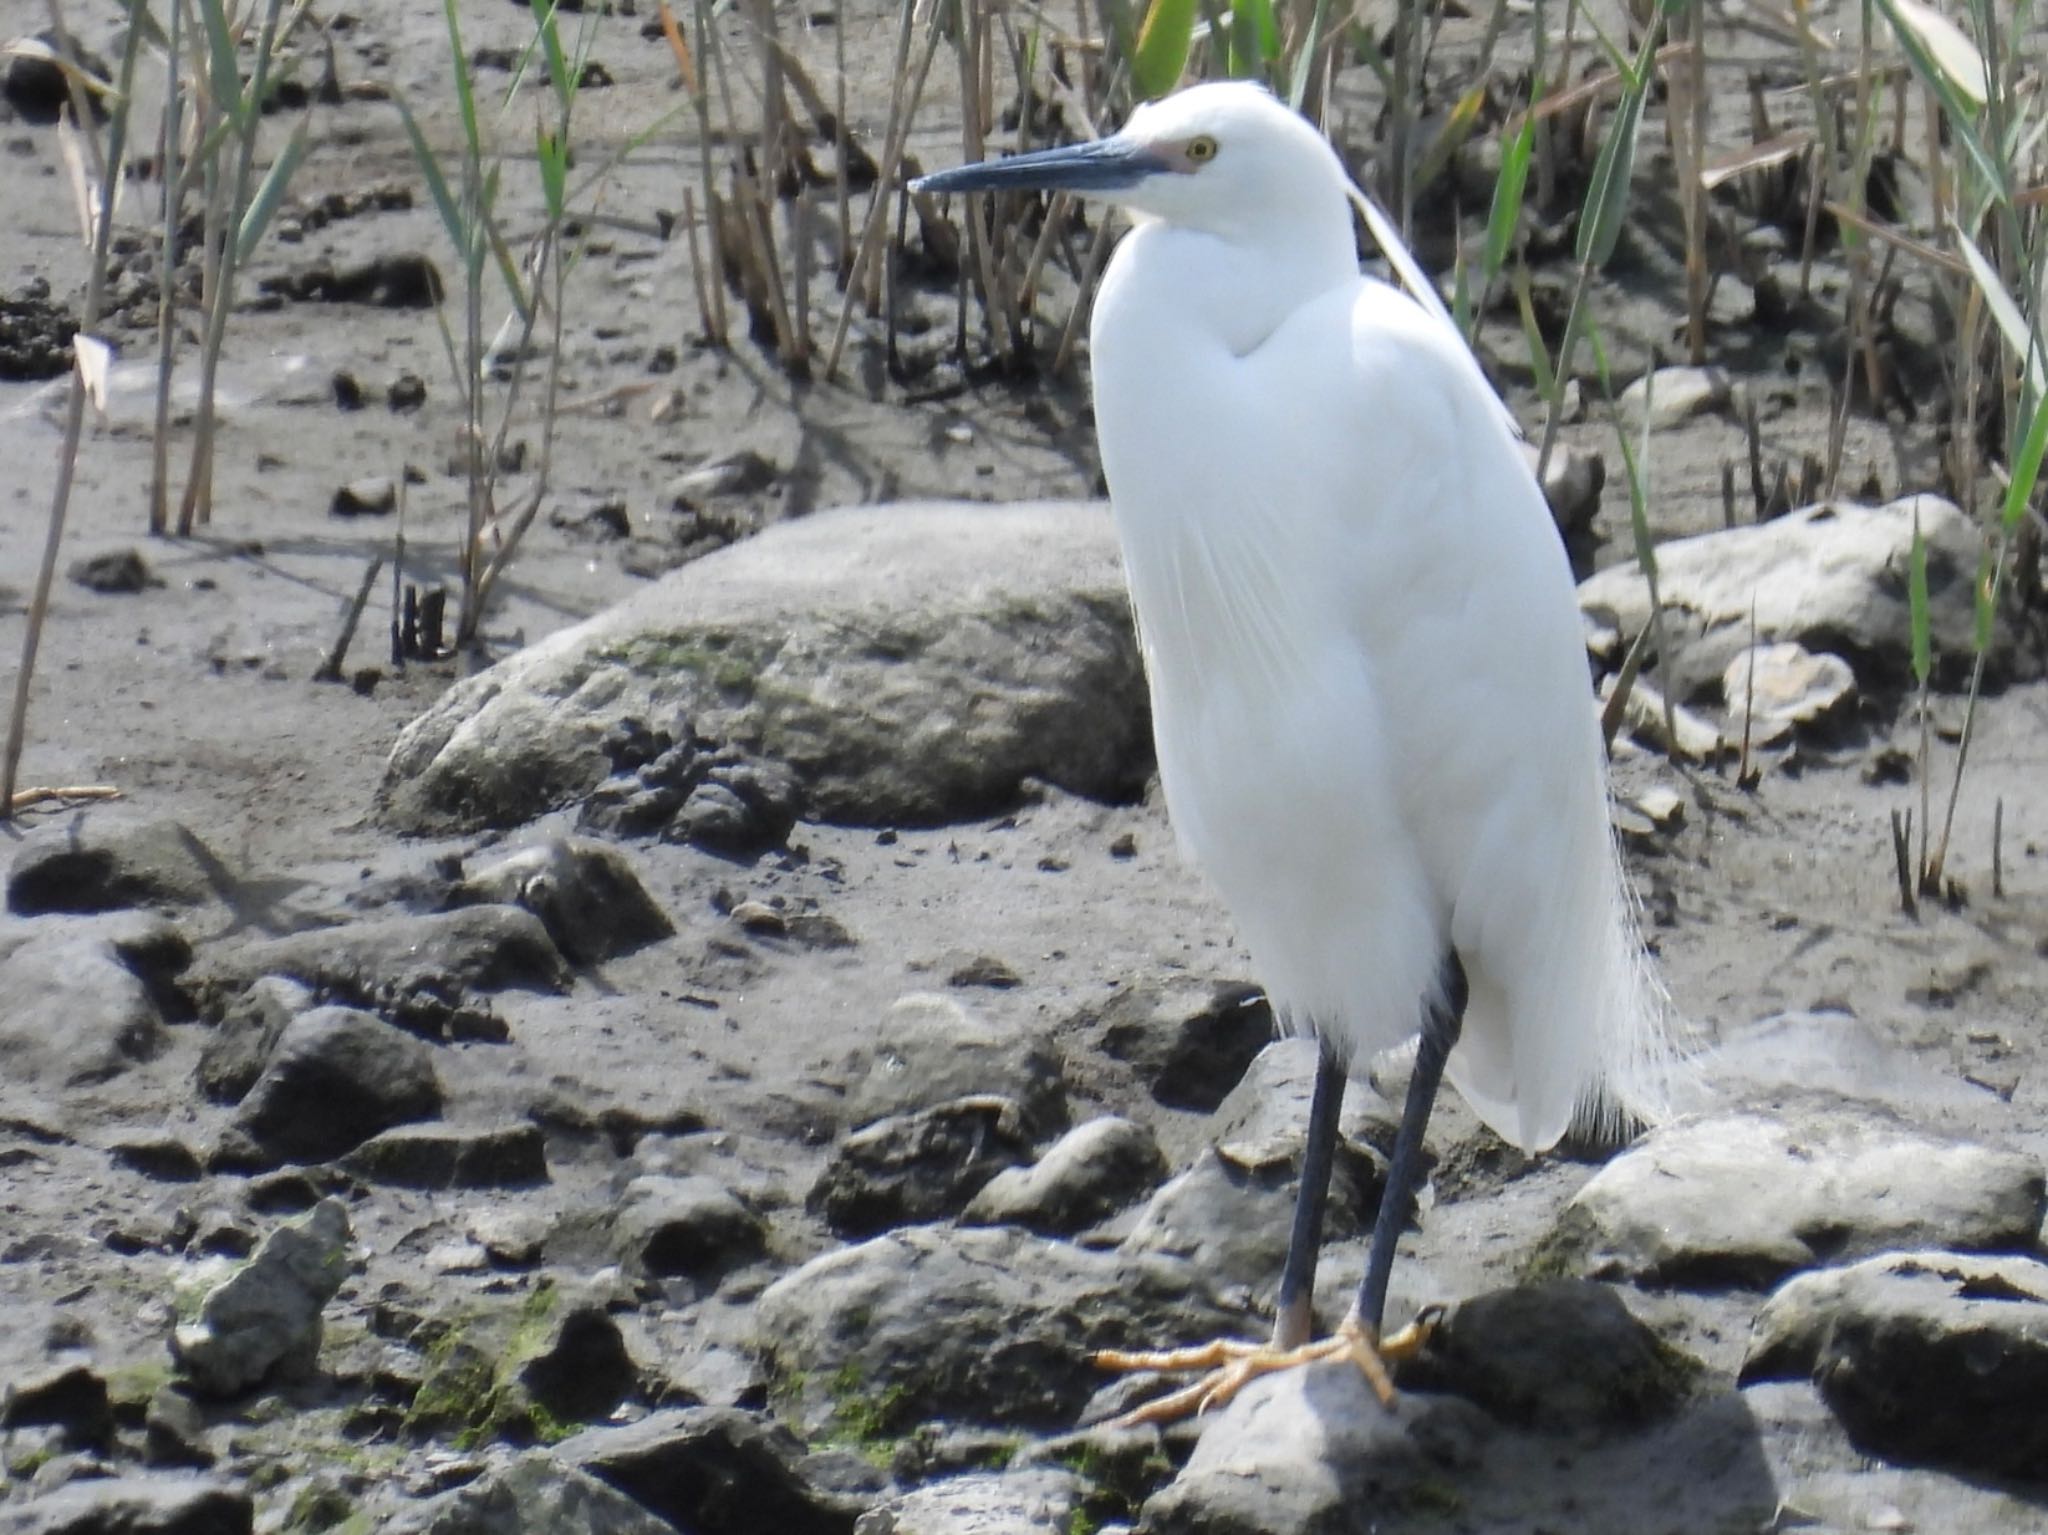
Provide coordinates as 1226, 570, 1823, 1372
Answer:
1285, 0, 1329, 111
1482, 112, 1535, 291
1513, 263, 1555, 402
528, 0, 573, 111
537, 123, 567, 222
1225, 0, 1276, 79
2001, 391, 2048, 536
1131, 0, 1198, 100
1908, 508, 1932, 686
1873, 0, 2005, 201
235, 114, 307, 263
1950, 217, 2047, 403
1576, 74, 1648, 270
396, 97, 467, 254
443, 0, 483, 165
195, 0, 244, 123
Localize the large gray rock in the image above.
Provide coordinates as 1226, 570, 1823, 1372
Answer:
170, 1198, 352, 1397
228, 1007, 442, 1164
1403, 1281, 1701, 1430
5, 818, 227, 915
752, 1225, 1249, 1434
1537, 1106, 2046, 1286
853, 1470, 1079, 1534
0, 1478, 254, 1534
377, 501, 1149, 833
1741, 1249, 2048, 1481
1577, 495, 2007, 699
1136, 1361, 1493, 1535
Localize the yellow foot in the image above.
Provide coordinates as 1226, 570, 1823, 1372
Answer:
1093, 1311, 1440, 1429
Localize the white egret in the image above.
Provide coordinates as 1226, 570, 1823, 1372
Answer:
915, 82, 1672, 1422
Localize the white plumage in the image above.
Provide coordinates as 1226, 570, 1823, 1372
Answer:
1079, 83, 1665, 1151
915, 86, 1674, 1411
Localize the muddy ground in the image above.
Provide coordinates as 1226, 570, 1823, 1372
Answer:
5, 0, 2048, 1528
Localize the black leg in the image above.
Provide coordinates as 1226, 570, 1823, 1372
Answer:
1272, 1044, 1346, 1350
1350, 950, 1468, 1339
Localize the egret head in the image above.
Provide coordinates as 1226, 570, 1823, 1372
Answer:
914, 82, 1350, 243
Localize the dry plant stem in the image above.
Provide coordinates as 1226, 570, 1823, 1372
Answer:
177, 0, 292, 535
823, 0, 936, 378
691, 0, 727, 345
149, 0, 186, 535
8, 786, 123, 812
682, 186, 716, 342
1891, 807, 1917, 917
1052, 214, 1115, 375
316, 557, 386, 682
1679, 0, 1707, 363
956, 0, 1019, 361
2, 0, 142, 820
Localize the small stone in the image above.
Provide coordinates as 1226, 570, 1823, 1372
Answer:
1602, 675, 1725, 760
962, 1115, 1167, 1233
341, 1123, 547, 1189
411, 1453, 676, 1534
615, 1174, 766, 1281
333, 369, 365, 409
1077, 980, 1273, 1113
947, 953, 1021, 989
144, 1386, 216, 1468
1741, 1249, 2048, 1481
552, 1407, 869, 1535
730, 899, 786, 935
0, 920, 173, 1089
195, 975, 313, 1105
1720, 641, 1857, 743
332, 477, 398, 517
1525, 441, 1605, 535
109, 1133, 205, 1183
810, 1097, 1035, 1238
456, 839, 672, 964
515, 1303, 639, 1425
1633, 785, 1685, 831
171, 1198, 353, 1397
388, 373, 428, 411
853, 1469, 1078, 1534
847, 993, 1067, 1136
469, 1210, 550, 1267
1, 34, 111, 124
0, 1361, 113, 1447
665, 450, 777, 506
66, 547, 152, 593
1619, 364, 1732, 429
229, 1006, 442, 1164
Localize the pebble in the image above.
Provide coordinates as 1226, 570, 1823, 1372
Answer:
613, 1173, 766, 1282
810, 1096, 1035, 1238
962, 1115, 1167, 1233
331, 477, 398, 517
846, 993, 1068, 1136
1073, 980, 1273, 1113
454, 839, 672, 964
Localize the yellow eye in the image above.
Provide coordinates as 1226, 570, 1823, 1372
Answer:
1185, 135, 1218, 163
